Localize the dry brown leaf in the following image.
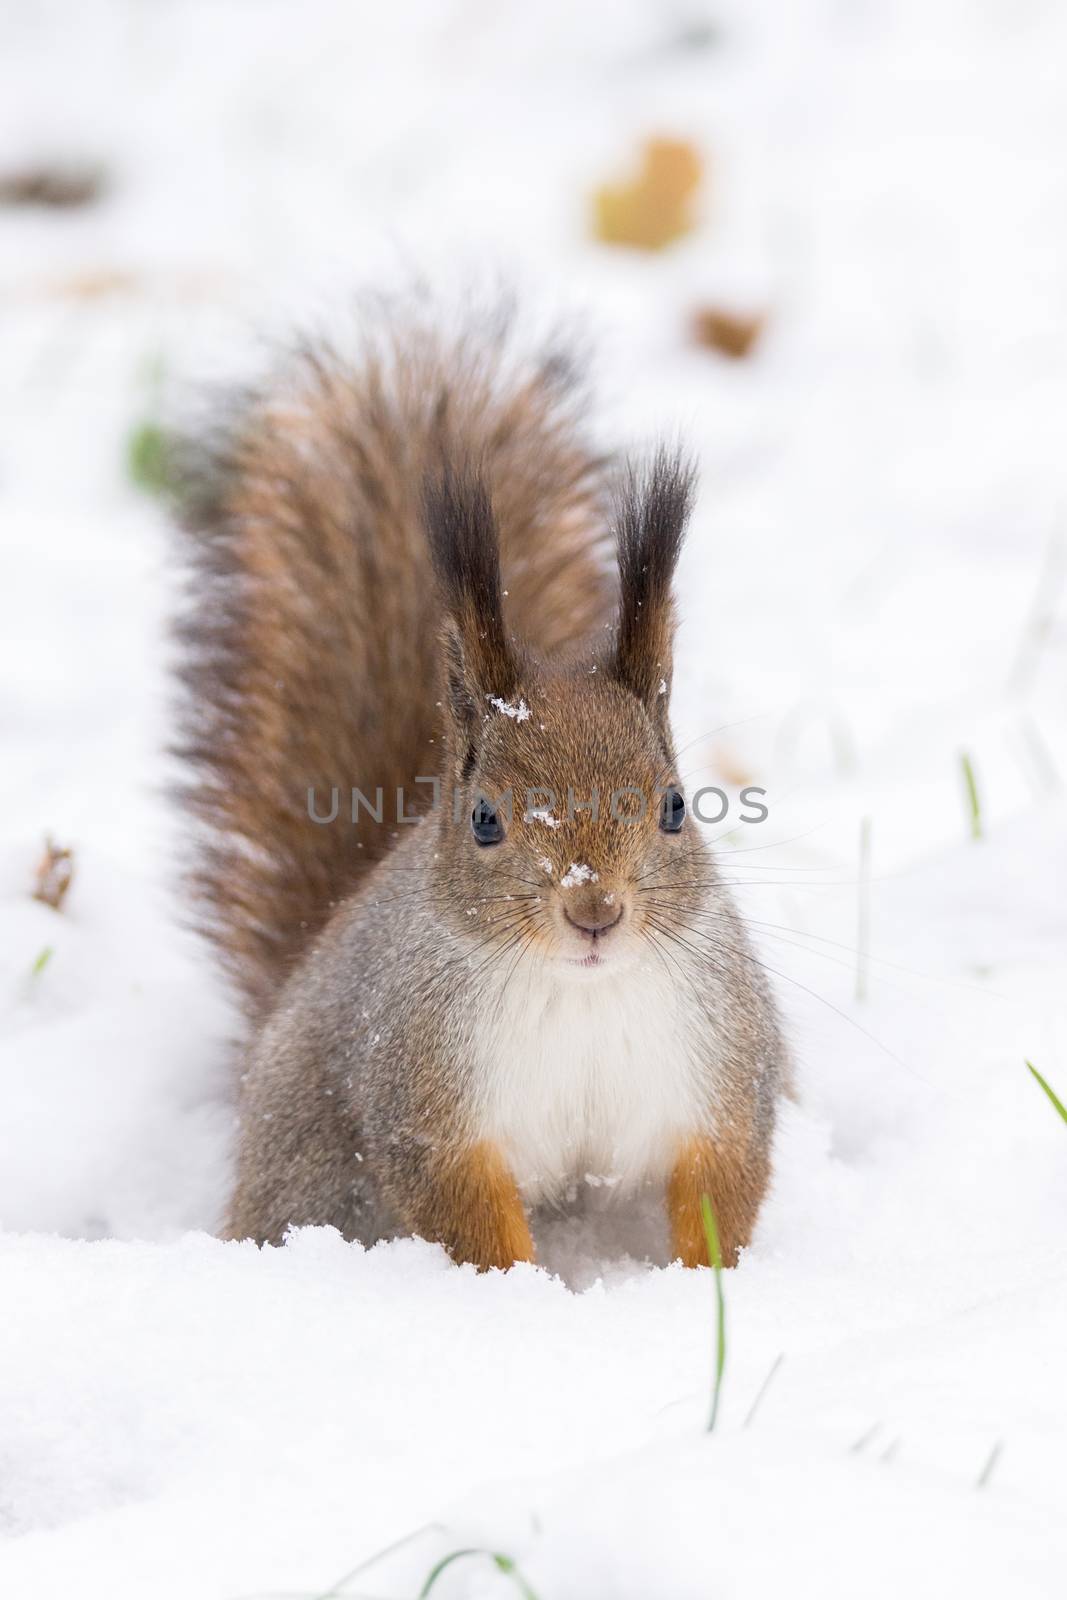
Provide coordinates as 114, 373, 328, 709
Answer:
33, 837, 74, 912
593, 137, 703, 251
691, 305, 766, 360
0, 165, 105, 209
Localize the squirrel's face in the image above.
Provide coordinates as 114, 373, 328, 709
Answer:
424, 448, 700, 980
441, 667, 705, 978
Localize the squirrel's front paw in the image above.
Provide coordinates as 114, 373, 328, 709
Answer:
667, 1133, 768, 1268
408, 1140, 534, 1271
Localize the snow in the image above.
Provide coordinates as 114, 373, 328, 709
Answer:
2, 0, 1067, 1596
527, 808, 562, 830
487, 695, 532, 722
559, 863, 599, 888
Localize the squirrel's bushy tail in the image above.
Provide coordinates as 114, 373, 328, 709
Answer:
173, 310, 614, 1017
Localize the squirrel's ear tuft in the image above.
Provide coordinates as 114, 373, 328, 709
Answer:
424, 463, 519, 753
612, 448, 695, 710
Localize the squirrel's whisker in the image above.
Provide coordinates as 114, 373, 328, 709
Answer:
643, 911, 912, 1077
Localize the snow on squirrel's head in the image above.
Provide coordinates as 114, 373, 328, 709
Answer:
424, 450, 706, 977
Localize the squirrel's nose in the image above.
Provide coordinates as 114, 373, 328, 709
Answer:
564, 895, 624, 937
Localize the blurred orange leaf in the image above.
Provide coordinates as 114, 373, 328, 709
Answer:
593, 137, 703, 251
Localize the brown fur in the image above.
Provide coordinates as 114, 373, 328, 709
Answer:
174, 314, 613, 1018
405, 1141, 535, 1270
667, 1134, 769, 1269
614, 450, 694, 712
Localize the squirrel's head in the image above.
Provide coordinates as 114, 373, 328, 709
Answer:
425, 451, 707, 978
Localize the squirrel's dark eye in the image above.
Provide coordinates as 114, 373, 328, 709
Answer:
471, 798, 504, 847
660, 787, 686, 833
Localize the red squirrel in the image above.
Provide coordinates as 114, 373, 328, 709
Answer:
173, 309, 787, 1268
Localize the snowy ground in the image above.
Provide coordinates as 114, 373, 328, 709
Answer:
2, 1, 1067, 1595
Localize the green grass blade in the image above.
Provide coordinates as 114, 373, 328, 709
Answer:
30, 945, 54, 977
126, 419, 174, 496
492, 1555, 539, 1600
1026, 1060, 1067, 1126
419, 1548, 481, 1596
309, 1521, 441, 1599
700, 1192, 727, 1433
419, 1548, 538, 1600
960, 750, 982, 841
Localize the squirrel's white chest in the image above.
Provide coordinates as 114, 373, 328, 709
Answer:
472, 961, 710, 1204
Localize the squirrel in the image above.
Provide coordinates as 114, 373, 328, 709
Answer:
173, 308, 788, 1270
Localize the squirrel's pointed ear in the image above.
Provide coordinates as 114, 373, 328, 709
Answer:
612, 449, 695, 711
424, 464, 519, 752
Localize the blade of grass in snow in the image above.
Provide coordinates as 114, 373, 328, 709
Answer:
126, 419, 174, 496
418, 1548, 538, 1600
850, 1421, 881, 1453
30, 945, 53, 978
308, 1522, 442, 1600
1015, 713, 1062, 797
1007, 525, 1066, 693
699, 1192, 726, 1433
743, 1352, 784, 1428
1026, 1060, 1067, 1126
976, 1439, 1003, 1489
960, 751, 982, 841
